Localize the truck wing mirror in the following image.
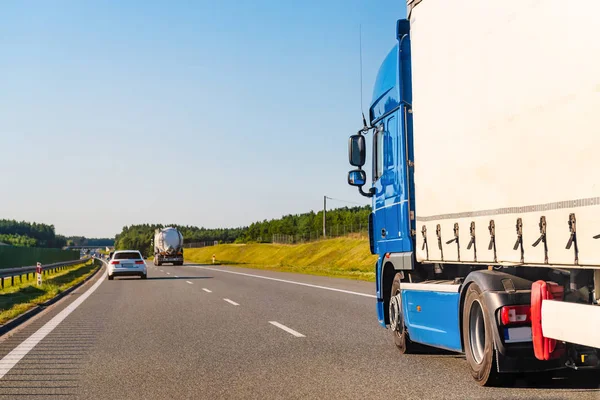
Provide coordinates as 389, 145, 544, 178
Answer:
348, 170, 366, 187
349, 134, 366, 167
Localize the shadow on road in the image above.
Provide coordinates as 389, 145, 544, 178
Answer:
403, 351, 599, 391
508, 370, 600, 390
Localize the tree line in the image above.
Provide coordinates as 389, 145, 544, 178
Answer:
0, 219, 114, 248
237, 206, 370, 243
114, 206, 371, 255
0, 219, 66, 248
114, 224, 245, 257
64, 237, 115, 247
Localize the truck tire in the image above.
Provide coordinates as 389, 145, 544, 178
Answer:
389, 273, 419, 354
462, 283, 502, 386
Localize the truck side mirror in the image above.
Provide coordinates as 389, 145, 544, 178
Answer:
348, 170, 366, 187
349, 135, 366, 167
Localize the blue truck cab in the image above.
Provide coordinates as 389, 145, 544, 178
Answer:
349, 19, 462, 353
345, 18, 598, 385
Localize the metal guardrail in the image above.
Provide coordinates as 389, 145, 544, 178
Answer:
0, 257, 93, 289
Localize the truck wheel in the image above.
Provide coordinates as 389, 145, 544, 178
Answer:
389, 273, 418, 354
462, 283, 501, 386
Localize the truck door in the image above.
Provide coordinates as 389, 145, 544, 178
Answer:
373, 124, 387, 254
373, 115, 401, 253
383, 115, 401, 250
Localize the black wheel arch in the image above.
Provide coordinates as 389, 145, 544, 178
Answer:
459, 269, 534, 355
381, 261, 397, 325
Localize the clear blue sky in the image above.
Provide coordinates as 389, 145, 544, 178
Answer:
0, 1, 406, 237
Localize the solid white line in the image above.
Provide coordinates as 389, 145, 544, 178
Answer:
202, 288, 212, 293
0, 271, 106, 379
186, 281, 193, 285
191, 266, 376, 298
269, 321, 305, 338
223, 298, 239, 306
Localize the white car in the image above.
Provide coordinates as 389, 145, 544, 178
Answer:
107, 250, 147, 280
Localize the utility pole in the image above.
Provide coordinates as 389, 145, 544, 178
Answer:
323, 196, 327, 239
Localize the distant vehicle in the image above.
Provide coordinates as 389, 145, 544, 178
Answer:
108, 250, 147, 280
154, 227, 184, 266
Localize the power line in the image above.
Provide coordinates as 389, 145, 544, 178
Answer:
324, 196, 369, 207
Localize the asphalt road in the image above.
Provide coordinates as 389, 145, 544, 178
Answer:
0, 262, 598, 399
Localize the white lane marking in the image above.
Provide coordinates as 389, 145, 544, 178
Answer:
166, 272, 171, 275
174, 275, 179, 278
186, 281, 193, 285
202, 288, 212, 293
0, 271, 106, 379
191, 266, 376, 298
269, 321, 305, 338
223, 298, 239, 306
160, 270, 164, 272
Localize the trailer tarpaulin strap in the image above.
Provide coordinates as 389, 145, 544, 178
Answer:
531, 280, 564, 361
407, 0, 423, 18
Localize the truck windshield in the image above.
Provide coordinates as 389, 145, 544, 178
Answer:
114, 252, 142, 260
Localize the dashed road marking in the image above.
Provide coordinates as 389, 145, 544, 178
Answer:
186, 281, 193, 285
223, 298, 239, 306
269, 321, 305, 337
202, 288, 212, 293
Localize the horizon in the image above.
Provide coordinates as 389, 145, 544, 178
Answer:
1, 203, 372, 239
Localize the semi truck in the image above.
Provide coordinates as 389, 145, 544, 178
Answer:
153, 227, 184, 266
347, 0, 600, 386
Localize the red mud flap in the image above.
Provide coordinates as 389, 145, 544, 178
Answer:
531, 280, 565, 361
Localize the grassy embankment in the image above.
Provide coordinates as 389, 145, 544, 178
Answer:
184, 236, 376, 281
0, 260, 99, 324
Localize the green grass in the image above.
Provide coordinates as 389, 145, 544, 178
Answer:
0, 260, 99, 325
184, 237, 377, 281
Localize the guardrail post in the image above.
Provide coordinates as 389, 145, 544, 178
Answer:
36, 262, 42, 286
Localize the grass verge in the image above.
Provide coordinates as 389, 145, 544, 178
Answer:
0, 260, 99, 325
184, 237, 377, 281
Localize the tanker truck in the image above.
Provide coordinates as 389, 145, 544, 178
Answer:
154, 227, 184, 266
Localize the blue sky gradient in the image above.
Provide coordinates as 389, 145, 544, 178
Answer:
0, 1, 406, 236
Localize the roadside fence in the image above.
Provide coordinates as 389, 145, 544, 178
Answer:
272, 224, 369, 245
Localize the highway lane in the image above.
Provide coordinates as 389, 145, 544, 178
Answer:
0, 261, 598, 399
